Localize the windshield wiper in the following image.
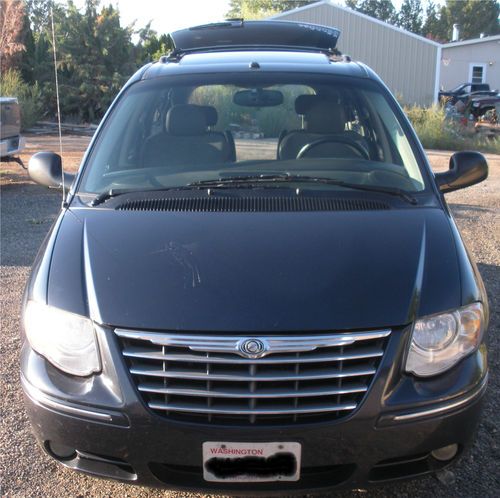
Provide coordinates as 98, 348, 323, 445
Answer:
91, 186, 200, 206
90, 178, 284, 206
189, 174, 418, 204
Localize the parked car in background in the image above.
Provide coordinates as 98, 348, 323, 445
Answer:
466, 93, 500, 120
0, 97, 25, 158
439, 82, 497, 106
22, 20, 489, 494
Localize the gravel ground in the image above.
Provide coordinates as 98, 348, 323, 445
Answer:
1, 135, 499, 497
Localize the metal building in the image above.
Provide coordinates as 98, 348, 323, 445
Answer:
440, 36, 500, 92
270, 1, 441, 106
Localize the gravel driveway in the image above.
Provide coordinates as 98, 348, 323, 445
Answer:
1, 135, 499, 497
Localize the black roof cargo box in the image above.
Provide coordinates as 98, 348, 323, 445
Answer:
168, 20, 341, 56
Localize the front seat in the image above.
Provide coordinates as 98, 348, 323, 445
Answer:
278, 96, 369, 160
143, 104, 231, 168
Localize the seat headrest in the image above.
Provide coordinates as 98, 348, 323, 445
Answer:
198, 105, 218, 127
305, 101, 346, 134
166, 104, 207, 136
295, 95, 318, 115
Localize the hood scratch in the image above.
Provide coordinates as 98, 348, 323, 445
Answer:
153, 241, 202, 288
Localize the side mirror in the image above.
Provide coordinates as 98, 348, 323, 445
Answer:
28, 152, 75, 191
435, 151, 488, 194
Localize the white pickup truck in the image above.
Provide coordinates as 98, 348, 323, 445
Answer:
1, 97, 26, 158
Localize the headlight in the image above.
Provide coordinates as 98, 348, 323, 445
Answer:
24, 301, 101, 376
406, 302, 484, 377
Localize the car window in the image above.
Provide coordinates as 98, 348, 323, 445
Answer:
188, 84, 313, 160
450, 84, 465, 93
79, 74, 426, 195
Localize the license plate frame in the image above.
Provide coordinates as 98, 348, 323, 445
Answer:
202, 441, 301, 482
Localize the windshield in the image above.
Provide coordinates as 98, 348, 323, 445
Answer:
79, 73, 426, 195
450, 84, 468, 94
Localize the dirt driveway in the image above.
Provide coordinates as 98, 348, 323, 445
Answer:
1, 134, 499, 497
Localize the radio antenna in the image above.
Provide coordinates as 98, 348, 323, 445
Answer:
50, 6, 65, 201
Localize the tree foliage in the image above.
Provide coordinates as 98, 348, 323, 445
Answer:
395, 0, 423, 34
422, 1, 445, 41
226, 0, 315, 19
0, 0, 26, 73
440, 0, 500, 40
135, 22, 173, 63
345, 0, 397, 23
50, 1, 137, 121
347, 0, 500, 40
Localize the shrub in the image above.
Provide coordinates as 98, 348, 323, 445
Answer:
0, 69, 43, 129
404, 104, 500, 155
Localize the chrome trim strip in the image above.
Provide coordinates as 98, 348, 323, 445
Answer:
115, 329, 391, 357
130, 365, 376, 381
123, 348, 384, 364
21, 376, 112, 422
147, 401, 358, 415
392, 375, 488, 422
138, 384, 368, 398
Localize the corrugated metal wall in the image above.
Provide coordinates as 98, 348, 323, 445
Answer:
273, 3, 439, 106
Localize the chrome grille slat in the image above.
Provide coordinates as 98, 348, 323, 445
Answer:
147, 401, 358, 415
117, 329, 390, 425
122, 347, 384, 363
129, 365, 376, 381
115, 329, 391, 353
137, 384, 368, 398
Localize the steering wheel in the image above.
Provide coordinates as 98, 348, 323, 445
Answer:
297, 137, 370, 160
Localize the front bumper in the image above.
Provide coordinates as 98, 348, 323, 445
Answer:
20, 325, 488, 494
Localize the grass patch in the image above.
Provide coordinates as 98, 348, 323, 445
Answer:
404, 104, 500, 155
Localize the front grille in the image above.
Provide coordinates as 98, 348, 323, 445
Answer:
116, 329, 390, 425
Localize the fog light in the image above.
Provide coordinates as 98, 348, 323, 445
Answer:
431, 444, 458, 462
46, 441, 77, 461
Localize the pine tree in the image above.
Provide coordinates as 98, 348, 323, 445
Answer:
345, 0, 397, 24
396, 0, 423, 34
422, 1, 446, 41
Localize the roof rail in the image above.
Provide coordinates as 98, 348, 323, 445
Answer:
166, 20, 341, 61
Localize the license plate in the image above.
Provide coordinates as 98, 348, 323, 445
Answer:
202, 441, 301, 482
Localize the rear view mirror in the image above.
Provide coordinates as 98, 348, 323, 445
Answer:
233, 89, 284, 107
28, 151, 75, 191
435, 151, 488, 194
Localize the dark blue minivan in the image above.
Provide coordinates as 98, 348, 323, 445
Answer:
21, 21, 489, 493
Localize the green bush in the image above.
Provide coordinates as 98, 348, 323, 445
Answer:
404, 104, 500, 154
0, 69, 43, 129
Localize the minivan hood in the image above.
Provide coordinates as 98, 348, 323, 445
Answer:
47, 207, 460, 332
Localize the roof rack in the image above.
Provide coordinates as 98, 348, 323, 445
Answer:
166, 20, 341, 61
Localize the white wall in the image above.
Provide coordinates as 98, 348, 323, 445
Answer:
441, 38, 500, 91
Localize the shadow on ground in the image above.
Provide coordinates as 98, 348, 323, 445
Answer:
448, 203, 499, 221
